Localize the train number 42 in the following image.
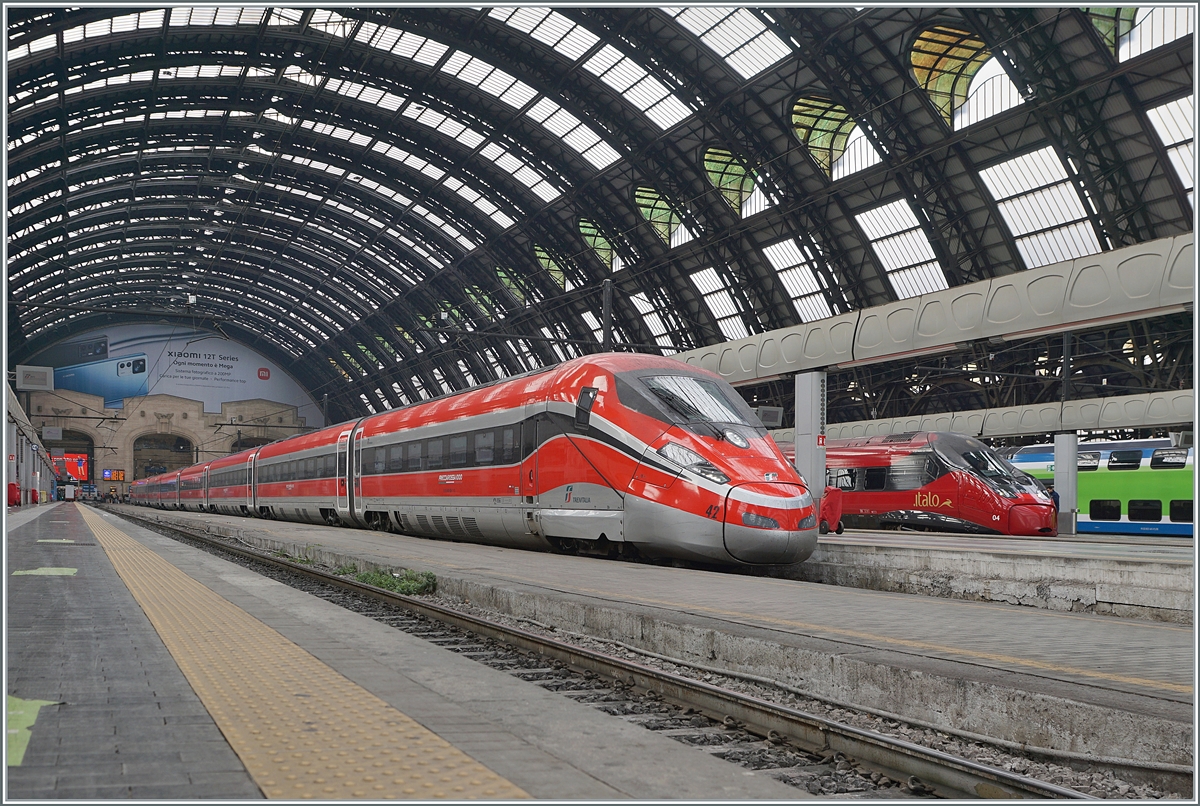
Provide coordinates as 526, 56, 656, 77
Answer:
704, 504, 721, 520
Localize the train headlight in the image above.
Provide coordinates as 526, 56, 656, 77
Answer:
798, 512, 817, 529
657, 442, 730, 484
723, 429, 749, 449
742, 512, 780, 529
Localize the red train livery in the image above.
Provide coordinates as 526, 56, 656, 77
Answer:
823, 432, 1057, 536
131, 353, 819, 566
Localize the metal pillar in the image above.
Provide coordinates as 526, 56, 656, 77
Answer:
793, 372, 827, 502
601, 278, 613, 352
1053, 433, 1078, 535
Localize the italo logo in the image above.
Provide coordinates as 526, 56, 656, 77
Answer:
564, 485, 573, 503
257, 368, 270, 380
915, 492, 954, 508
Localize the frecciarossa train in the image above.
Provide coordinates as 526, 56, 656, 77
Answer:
131, 353, 819, 566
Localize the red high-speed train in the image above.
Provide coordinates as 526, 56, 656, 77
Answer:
131, 353, 819, 566
779, 431, 1057, 536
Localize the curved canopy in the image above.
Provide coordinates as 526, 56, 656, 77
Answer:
8, 7, 1193, 423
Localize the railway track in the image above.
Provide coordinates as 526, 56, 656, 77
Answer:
104, 506, 1105, 799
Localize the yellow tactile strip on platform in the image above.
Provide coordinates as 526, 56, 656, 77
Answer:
80, 507, 527, 800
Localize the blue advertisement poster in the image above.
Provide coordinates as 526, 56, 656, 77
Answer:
31, 324, 324, 426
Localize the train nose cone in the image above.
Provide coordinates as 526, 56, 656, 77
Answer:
723, 483, 819, 564
1009, 503, 1058, 536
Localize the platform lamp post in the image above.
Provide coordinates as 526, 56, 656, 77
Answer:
1053, 332, 1078, 535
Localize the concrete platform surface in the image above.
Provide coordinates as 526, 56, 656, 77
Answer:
7, 502, 812, 800
108, 504, 1195, 769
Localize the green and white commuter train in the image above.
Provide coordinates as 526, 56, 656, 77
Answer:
1006, 439, 1193, 536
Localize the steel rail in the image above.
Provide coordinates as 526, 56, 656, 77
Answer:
114, 506, 1095, 800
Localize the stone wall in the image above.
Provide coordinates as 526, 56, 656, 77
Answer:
26, 390, 308, 495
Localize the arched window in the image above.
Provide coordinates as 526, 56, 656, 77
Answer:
634, 186, 694, 246
703, 148, 771, 217
534, 245, 575, 290
911, 25, 1023, 130
792, 97, 882, 179
1085, 7, 1194, 61
495, 267, 526, 304
580, 218, 622, 271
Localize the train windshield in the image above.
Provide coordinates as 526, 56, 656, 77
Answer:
931, 433, 1021, 479
616, 371, 763, 434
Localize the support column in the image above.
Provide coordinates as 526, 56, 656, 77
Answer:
793, 372, 827, 502
1053, 432, 1078, 535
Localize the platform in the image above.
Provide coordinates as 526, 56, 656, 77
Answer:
104, 504, 1194, 772
6, 502, 811, 799
791, 530, 1194, 623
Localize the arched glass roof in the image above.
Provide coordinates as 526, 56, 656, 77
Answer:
7, 6, 1193, 422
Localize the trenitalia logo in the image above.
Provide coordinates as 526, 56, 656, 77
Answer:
564, 485, 573, 503
915, 492, 953, 508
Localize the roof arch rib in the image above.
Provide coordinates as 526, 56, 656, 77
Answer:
8, 6, 1192, 425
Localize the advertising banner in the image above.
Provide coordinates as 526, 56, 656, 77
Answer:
30, 324, 324, 425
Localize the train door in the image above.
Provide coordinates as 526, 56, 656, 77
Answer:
520, 403, 544, 535
245, 453, 255, 510
352, 427, 366, 525
202, 466, 210, 510
336, 428, 353, 520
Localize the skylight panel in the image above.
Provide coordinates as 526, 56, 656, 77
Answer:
1147, 95, 1194, 207
525, 99, 621, 169
582, 44, 692, 129
832, 126, 883, 180
691, 268, 750, 341
631, 292, 677, 352
762, 239, 834, 322
855, 199, 949, 300
1119, 7, 1195, 62
978, 146, 1104, 269
953, 56, 1023, 130
491, 8, 692, 130
666, 7, 792, 80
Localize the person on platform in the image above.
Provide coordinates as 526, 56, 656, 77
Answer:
1045, 481, 1060, 512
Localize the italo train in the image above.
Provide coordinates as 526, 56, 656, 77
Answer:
778, 431, 1057, 536
131, 353, 819, 566
1004, 439, 1193, 537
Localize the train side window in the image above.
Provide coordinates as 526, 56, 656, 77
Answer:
500, 427, 517, 464
326, 453, 337, 476
388, 445, 404, 472
288, 460, 299, 481
306, 457, 317, 478
407, 442, 423, 471
1128, 500, 1162, 522
827, 467, 857, 491
1077, 451, 1100, 470
372, 449, 386, 475
449, 435, 469, 467
863, 467, 887, 491
475, 431, 495, 465
1169, 499, 1193, 522
427, 439, 444, 469
337, 450, 346, 477
886, 454, 937, 491
1150, 448, 1189, 469
1107, 450, 1143, 470
1089, 499, 1121, 520
358, 448, 374, 475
